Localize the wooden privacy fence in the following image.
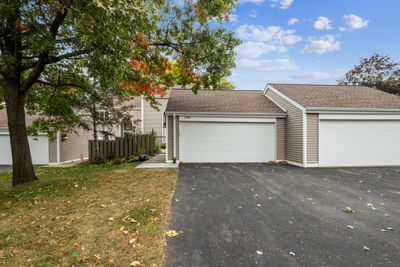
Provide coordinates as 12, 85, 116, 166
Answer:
88, 133, 156, 160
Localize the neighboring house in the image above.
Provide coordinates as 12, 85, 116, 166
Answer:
111, 93, 169, 141
0, 109, 89, 165
0, 92, 169, 165
165, 84, 400, 167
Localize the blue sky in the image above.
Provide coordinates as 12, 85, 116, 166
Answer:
223, 0, 400, 89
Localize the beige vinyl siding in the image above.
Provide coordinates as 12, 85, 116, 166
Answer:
307, 114, 319, 164
0, 109, 37, 128
266, 89, 304, 163
276, 118, 285, 160
60, 129, 89, 162
0, 110, 7, 129
167, 115, 179, 161
143, 98, 168, 136
49, 141, 57, 163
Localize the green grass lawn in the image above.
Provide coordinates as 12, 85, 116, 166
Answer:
0, 163, 177, 266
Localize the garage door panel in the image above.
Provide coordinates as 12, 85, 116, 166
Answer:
320, 120, 400, 167
180, 121, 275, 163
0, 134, 49, 165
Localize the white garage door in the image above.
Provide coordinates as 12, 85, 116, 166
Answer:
0, 133, 49, 165
319, 120, 400, 167
180, 121, 275, 163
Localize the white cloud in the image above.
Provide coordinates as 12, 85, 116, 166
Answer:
236, 58, 296, 72
236, 24, 302, 45
314, 16, 333, 30
339, 27, 346, 32
290, 70, 344, 82
230, 14, 239, 23
249, 10, 258, 18
237, 0, 265, 5
288, 17, 299, 25
343, 14, 369, 30
236, 41, 287, 58
271, 0, 294, 9
302, 35, 342, 54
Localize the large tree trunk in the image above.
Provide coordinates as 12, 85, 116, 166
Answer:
3, 81, 37, 186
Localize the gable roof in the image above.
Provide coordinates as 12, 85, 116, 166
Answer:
165, 89, 285, 114
269, 84, 400, 110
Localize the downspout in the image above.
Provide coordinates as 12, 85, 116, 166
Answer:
173, 113, 176, 163
140, 95, 144, 133
56, 130, 61, 164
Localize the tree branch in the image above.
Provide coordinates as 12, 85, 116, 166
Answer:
36, 80, 100, 100
20, 5, 68, 93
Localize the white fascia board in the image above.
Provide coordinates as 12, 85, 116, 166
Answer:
319, 113, 400, 120
306, 107, 400, 113
265, 84, 306, 111
164, 111, 286, 118
179, 116, 276, 123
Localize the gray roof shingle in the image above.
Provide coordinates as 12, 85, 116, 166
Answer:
270, 83, 400, 110
165, 89, 285, 114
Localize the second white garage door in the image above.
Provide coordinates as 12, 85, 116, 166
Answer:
319, 120, 400, 167
0, 133, 49, 165
180, 121, 275, 163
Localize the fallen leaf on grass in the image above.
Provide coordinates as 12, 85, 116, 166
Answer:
130, 261, 141, 266
363, 245, 370, 251
289, 251, 295, 256
343, 207, 354, 214
257, 204, 262, 207
347, 225, 354, 229
367, 203, 377, 210
256, 250, 263, 255
129, 238, 137, 244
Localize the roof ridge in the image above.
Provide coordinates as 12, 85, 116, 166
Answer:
171, 88, 261, 92
269, 83, 371, 87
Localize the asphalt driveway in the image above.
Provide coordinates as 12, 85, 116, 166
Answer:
165, 163, 400, 266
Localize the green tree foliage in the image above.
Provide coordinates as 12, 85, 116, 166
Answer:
0, 0, 240, 186
219, 78, 236, 89
339, 53, 400, 95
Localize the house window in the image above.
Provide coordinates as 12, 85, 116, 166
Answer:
121, 118, 135, 137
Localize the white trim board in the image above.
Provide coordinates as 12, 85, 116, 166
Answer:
319, 113, 400, 121
264, 84, 306, 111
179, 116, 276, 123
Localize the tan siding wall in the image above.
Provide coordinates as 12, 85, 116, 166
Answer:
266, 90, 304, 163
276, 118, 286, 160
0, 109, 37, 128
307, 113, 319, 164
49, 141, 57, 163
167, 115, 179, 161
143, 98, 168, 136
0, 110, 7, 129
60, 129, 89, 162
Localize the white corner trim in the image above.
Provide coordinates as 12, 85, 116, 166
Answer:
56, 130, 61, 164
165, 115, 169, 163
303, 111, 307, 166
173, 113, 176, 161
266, 84, 306, 111
140, 96, 144, 133
286, 160, 304, 167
